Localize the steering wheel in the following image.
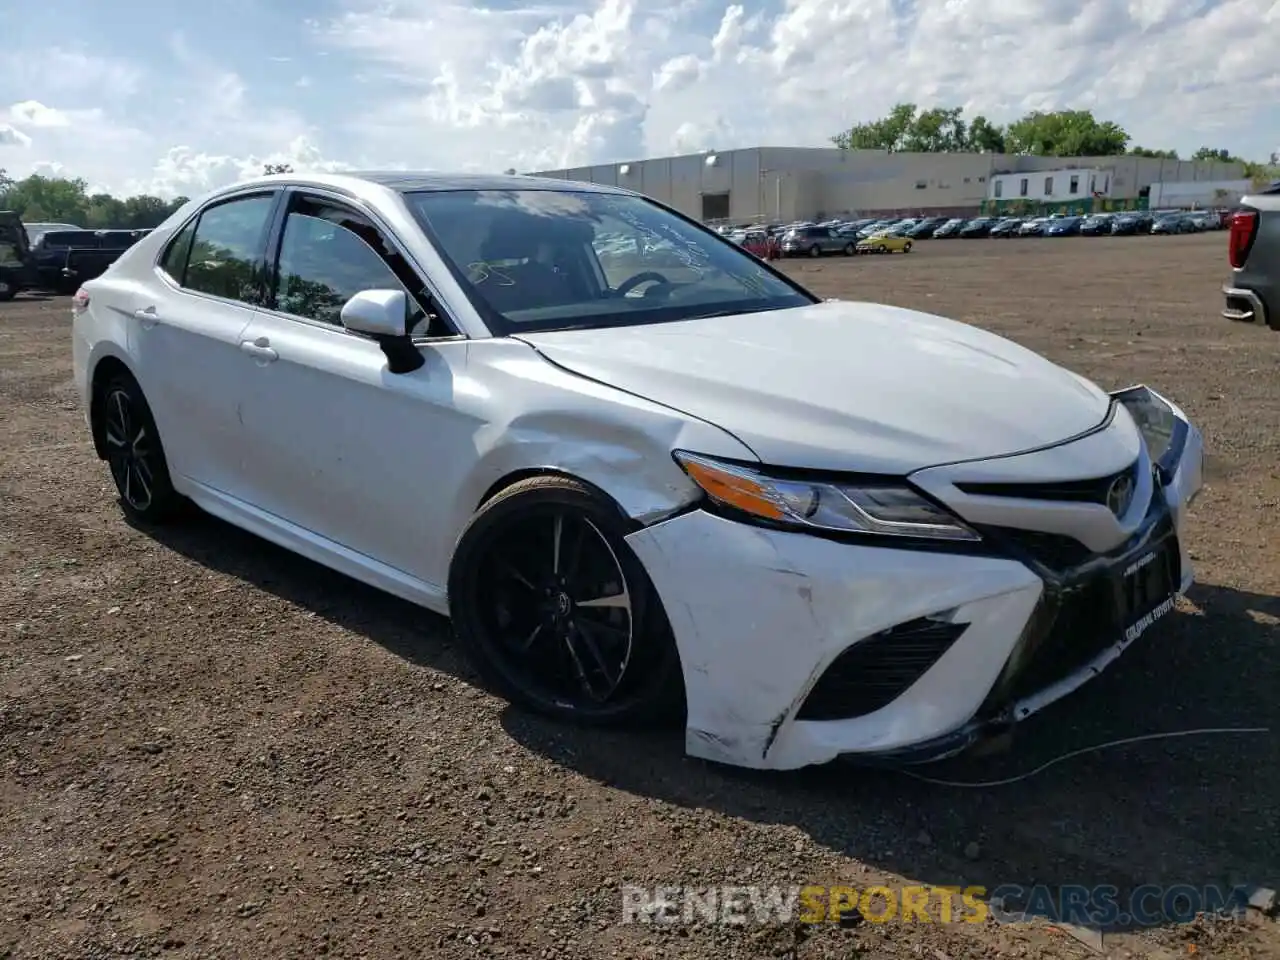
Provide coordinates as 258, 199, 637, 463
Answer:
614, 271, 672, 298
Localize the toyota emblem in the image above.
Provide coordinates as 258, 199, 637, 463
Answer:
1106, 473, 1135, 517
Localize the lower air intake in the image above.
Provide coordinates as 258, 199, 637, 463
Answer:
795, 618, 968, 722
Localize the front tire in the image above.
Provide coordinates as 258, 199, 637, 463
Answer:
808, 244, 821, 258
447, 476, 684, 727
95, 374, 184, 525
902, 241, 913, 253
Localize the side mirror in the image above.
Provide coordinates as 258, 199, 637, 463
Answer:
340, 289, 424, 374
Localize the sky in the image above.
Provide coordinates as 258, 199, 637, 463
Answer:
0, 0, 1277, 200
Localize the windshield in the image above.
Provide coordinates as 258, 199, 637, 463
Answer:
404, 189, 815, 335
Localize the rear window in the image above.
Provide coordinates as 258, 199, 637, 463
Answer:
40, 231, 98, 247
98, 232, 139, 250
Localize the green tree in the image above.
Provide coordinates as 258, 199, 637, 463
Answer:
0, 174, 90, 223
899, 106, 969, 152
831, 105, 1156, 156
831, 103, 1005, 153
1192, 147, 1243, 163
967, 115, 1006, 153
831, 102, 920, 151
1129, 146, 1179, 159
0, 172, 185, 228
1002, 109, 1130, 157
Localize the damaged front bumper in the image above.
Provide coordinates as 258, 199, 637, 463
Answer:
625, 386, 1205, 771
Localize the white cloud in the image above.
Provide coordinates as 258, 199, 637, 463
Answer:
138, 136, 356, 200
8, 101, 72, 128
0, 125, 32, 148
1, 0, 1278, 196
323, 0, 1280, 173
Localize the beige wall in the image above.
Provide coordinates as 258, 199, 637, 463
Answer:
533, 148, 1247, 221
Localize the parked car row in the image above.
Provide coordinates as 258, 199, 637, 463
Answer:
711, 209, 1229, 259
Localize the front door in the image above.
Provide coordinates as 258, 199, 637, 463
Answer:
232, 191, 476, 588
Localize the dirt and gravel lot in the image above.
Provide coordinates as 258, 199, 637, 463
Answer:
2, 232, 1278, 959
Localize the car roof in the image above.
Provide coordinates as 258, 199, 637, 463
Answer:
321, 171, 626, 194
199, 171, 636, 206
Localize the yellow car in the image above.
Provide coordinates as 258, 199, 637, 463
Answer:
856, 232, 913, 254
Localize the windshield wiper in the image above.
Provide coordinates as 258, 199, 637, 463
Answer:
684, 309, 747, 321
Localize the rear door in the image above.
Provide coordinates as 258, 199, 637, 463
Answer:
128, 190, 281, 496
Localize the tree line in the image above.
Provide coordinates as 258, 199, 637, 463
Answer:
0, 164, 297, 231
0, 168, 190, 230
831, 105, 1277, 176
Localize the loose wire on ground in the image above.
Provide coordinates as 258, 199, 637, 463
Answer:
895, 727, 1271, 788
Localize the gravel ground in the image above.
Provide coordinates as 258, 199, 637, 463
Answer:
2, 232, 1277, 959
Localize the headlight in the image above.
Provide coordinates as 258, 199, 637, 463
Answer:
672, 452, 980, 541
1112, 385, 1183, 469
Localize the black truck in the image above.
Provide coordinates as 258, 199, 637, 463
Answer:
0, 211, 32, 301
27, 227, 151, 293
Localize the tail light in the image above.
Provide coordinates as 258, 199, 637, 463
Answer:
1228, 209, 1258, 269
71, 288, 90, 317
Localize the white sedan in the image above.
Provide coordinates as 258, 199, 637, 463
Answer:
70, 172, 1205, 770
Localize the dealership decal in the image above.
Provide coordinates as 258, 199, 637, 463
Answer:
1124, 595, 1176, 643
1122, 550, 1157, 579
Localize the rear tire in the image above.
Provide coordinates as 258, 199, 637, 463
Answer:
448, 476, 685, 727
0, 279, 14, 302
94, 373, 184, 525
903, 241, 913, 253
809, 245, 821, 258
843, 243, 854, 256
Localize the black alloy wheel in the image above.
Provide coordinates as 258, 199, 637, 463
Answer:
97, 374, 183, 523
448, 476, 683, 726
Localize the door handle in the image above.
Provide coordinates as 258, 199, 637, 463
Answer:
239, 337, 278, 363
134, 306, 159, 330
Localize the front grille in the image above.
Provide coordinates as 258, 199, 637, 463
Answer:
955, 459, 1140, 505
987, 579, 1120, 707
795, 618, 967, 722
993, 528, 1094, 572
980, 521, 1181, 715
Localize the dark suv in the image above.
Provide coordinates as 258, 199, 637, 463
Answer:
1223, 183, 1280, 330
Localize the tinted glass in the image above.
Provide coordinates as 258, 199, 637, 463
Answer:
98, 232, 137, 251
405, 189, 812, 334
160, 221, 197, 282
41, 231, 97, 247
184, 195, 274, 303
273, 210, 415, 328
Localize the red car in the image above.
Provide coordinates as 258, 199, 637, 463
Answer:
736, 229, 779, 260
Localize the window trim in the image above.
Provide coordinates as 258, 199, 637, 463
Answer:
260, 187, 464, 344
153, 188, 283, 308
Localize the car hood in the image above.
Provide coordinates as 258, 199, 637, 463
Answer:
513, 301, 1112, 474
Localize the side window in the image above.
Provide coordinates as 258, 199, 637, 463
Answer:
159, 221, 196, 283
183, 195, 275, 304
272, 199, 433, 334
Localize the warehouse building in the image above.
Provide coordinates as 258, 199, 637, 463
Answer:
530, 148, 1245, 224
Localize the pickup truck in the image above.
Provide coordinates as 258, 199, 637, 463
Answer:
1223, 182, 1280, 330
0, 210, 31, 301
28, 228, 151, 293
